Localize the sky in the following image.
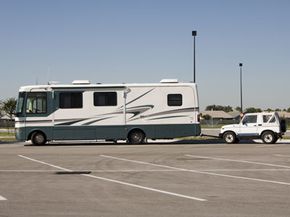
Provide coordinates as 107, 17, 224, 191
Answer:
0, 0, 289, 110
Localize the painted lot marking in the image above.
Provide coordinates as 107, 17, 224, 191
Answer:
82, 173, 206, 201
0, 169, 176, 173
0, 170, 66, 173
256, 144, 287, 148
185, 155, 290, 169
0, 195, 7, 201
274, 154, 290, 158
100, 155, 290, 186
18, 155, 207, 202
1, 168, 290, 173
18, 155, 72, 172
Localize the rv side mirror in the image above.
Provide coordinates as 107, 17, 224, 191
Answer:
242, 119, 247, 125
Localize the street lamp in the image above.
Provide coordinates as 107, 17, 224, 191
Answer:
192, 30, 197, 83
239, 63, 243, 113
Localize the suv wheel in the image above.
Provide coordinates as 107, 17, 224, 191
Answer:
223, 131, 236, 144
261, 131, 277, 144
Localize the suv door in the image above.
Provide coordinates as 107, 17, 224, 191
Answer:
260, 113, 281, 134
238, 114, 259, 136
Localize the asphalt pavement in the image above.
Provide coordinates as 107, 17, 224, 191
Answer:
0, 140, 290, 217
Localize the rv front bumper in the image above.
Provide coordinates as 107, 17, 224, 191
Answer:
15, 127, 26, 141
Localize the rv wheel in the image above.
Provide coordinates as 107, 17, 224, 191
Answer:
31, 131, 47, 145
128, 130, 145, 144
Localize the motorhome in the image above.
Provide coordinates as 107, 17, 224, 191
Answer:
15, 79, 200, 145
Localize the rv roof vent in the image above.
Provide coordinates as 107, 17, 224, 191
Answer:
160, 79, 179, 83
48, 81, 59, 85
72, 80, 90, 85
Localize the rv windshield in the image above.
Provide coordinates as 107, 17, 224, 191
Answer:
16, 92, 25, 116
26, 92, 47, 114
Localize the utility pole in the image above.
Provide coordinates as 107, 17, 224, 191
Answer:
239, 63, 243, 113
192, 30, 197, 83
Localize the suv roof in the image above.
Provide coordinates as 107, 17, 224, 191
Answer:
243, 112, 277, 115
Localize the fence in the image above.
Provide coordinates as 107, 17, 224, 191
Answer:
0, 119, 15, 128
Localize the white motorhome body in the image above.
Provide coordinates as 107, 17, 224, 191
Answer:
15, 80, 200, 145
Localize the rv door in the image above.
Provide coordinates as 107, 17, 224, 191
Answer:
123, 88, 131, 125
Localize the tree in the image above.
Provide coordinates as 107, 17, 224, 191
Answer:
235, 107, 242, 112
0, 100, 3, 119
223, 106, 233, 113
205, 105, 216, 111
2, 98, 17, 120
205, 105, 233, 112
265, 108, 273, 112
245, 107, 262, 113
202, 114, 211, 120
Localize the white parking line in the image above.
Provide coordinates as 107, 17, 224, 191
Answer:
0, 195, 7, 201
18, 155, 72, 172
185, 155, 290, 169
274, 154, 290, 158
1, 168, 290, 173
101, 155, 290, 186
18, 155, 207, 202
197, 168, 290, 172
0, 169, 176, 173
82, 173, 206, 201
256, 144, 286, 148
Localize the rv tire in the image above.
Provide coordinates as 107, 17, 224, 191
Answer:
128, 130, 145, 144
31, 131, 47, 145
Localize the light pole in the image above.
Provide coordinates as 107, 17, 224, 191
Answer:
239, 63, 243, 113
192, 30, 197, 83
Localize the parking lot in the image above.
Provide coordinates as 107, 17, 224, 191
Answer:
1, 140, 290, 217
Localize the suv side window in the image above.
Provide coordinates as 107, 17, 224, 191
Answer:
263, 115, 272, 123
242, 115, 257, 124
269, 116, 276, 123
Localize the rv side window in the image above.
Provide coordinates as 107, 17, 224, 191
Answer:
167, 94, 182, 106
59, 92, 83, 109
94, 92, 117, 106
26, 92, 47, 114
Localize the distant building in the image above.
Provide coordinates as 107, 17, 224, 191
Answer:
277, 112, 290, 120
228, 111, 241, 122
201, 110, 237, 125
202, 110, 233, 119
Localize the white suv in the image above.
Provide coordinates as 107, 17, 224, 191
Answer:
220, 112, 286, 144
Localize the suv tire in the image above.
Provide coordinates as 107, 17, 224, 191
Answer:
261, 131, 277, 144
223, 131, 236, 144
